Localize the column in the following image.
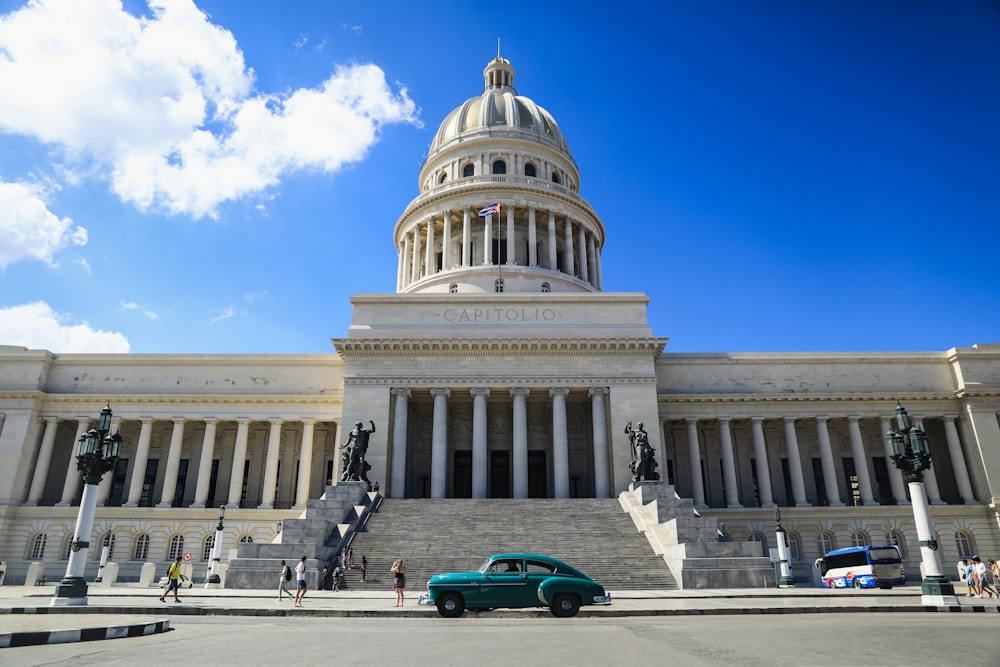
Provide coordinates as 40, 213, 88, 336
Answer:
390, 388, 411, 498
879, 416, 909, 505
577, 225, 588, 282
815, 417, 844, 506
551, 387, 570, 498
847, 417, 875, 505
587, 234, 597, 287
719, 418, 741, 508
430, 388, 450, 499
157, 419, 186, 507
564, 217, 575, 277
410, 224, 422, 281
57, 418, 92, 505
124, 419, 153, 507
295, 419, 316, 508
25, 417, 60, 504
442, 210, 451, 269
462, 207, 471, 267
96, 417, 121, 505
506, 205, 515, 265
942, 416, 975, 503
510, 388, 530, 498
483, 214, 493, 265
471, 388, 490, 499
192, 419, 218, 507
783, 418, 809, 506
547, 211, 557, 270
227, 419, 250, 507
425, 215, 435, 276
399, 234, 411, 290
259, 419, 283, 508
594, 241, 603, 289
528, 206, 537, 266
589, 387, 610, 498
685, 419, 706, 508
914, 416, 943, 504
750, 418, 775, 507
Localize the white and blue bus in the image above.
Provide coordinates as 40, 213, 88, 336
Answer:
815, 545, 906, 589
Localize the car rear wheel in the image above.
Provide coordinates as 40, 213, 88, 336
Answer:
436, 592, 465, 618
853, 578, 862, 589
550, 593, 580, 618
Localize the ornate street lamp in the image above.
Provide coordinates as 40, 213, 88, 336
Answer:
774, 508, 795, 588
51, 404, 122, 606
205, 504, 226, 587
884, 402, 958, 606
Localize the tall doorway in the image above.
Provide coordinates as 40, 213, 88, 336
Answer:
490, 451, 510, 498
528, 451, 547, 498
453, 451, 472, 498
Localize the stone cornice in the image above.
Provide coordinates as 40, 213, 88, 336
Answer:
657, 351, 949, 365
344, 376, 657, 388
0, 392, 342, 407
331, 337, 668, 359
659, 391, 955, 404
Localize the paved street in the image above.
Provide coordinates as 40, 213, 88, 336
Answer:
4, 613, 999, 667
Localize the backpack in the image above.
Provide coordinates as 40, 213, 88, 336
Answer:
283, 566, 292, 582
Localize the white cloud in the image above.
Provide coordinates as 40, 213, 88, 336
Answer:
0, 301, 130, 352
243, 290, 270, 302
210, 306, 234, 323
0, 180, 87, 269
120, 300, 160, 321
0, 0, 419, 219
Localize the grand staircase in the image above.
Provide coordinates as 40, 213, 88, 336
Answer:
338, 498, 678, 592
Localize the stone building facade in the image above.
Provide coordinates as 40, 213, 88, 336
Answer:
0, 52, 997, 585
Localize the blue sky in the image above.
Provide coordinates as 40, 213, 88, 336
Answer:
0, 0, 997, 354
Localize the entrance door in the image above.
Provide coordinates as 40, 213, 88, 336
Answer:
490, 451, 510, 498
453, 451, 472, 498
527, 451, 547, 498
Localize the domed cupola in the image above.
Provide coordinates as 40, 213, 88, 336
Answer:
393, 49, 607, 296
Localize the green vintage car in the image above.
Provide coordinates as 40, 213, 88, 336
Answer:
418, 553, 612, 618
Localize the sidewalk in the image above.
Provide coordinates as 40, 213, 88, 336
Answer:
2, 583, 996, 648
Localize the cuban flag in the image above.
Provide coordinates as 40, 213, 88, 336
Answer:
478, 203, 500, 217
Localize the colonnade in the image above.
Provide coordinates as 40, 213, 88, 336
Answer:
397, 204, 603, 291
389, 385, 612, 499
22, 416, 332, 510
678, 414, 977, 509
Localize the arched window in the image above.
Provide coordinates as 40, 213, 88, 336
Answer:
818, 531, 835, 556
748, 532, 767, 551
955, 530, 975, 558
551, 172, 561, 184
851, 530, 870, 548
787, 532, 802, 561
239, 535, 253, 544
167, 534, 184, 561
524, 163, 536, 177
886, 529, 907, 559
449, 283, 458, 294
133, 534, 150, 561
495, 278, 504, 293
541, 282, 550, 293
438, 172, 447, 184
63, 535, 74, 560
202, 534, 215, 561
462, 164, 474, 177
492, 160, 506, 175
30, 533, 47, 559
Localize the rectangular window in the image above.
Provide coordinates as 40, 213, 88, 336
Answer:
140, 459, 159, 507
872, 457, 894, 505
108, 458, 129, 507
207, 459, 219, 507
812, 457, 828, 506
173, 459, 189, 507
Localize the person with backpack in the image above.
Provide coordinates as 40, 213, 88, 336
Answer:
278, 559, 294, 601
159, 556, 182, 603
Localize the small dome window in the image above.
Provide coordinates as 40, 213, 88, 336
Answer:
492, 160, 507, 175
449, 283, 458, 294
463, 164, 474, 177
551, 172, 561, 184
438, 173, 447, 184
495, 278, 505, 293
541, 282, 550, 293
524, 163, 536, 177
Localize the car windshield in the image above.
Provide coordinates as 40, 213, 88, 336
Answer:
477, 558, 492, 573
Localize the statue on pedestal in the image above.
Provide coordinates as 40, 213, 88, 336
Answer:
625, 421, 659, 482
341, 420, 375, 485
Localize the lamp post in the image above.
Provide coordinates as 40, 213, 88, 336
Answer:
205, 505, 226, 588
94, 533, 111, 583
51, 404, 122, 606
884, 402, 958, 606
774, 508, 795, 587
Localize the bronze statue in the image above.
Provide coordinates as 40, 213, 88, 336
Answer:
624, 421, 659, 482
341, 420, 375, 484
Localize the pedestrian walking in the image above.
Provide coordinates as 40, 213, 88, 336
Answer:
333, 564, 343, 591
360, 555, 368, 582
278, 559, 294, 601
391, 558, 406, 607
294, 556, 308, 607
159, 556, 182, 603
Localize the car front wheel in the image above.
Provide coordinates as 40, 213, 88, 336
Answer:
436, 592, 466, 618
550, 593, 580, 618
